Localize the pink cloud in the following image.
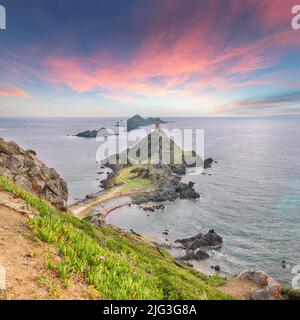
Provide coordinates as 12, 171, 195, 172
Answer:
4, 0, 299, 112
0, 86, 30, 98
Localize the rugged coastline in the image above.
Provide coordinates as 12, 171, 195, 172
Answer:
0, 137, 295, 300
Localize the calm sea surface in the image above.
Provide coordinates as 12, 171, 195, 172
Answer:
0, 116, 299, 286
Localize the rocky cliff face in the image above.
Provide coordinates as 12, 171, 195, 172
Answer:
0, 138, 68, 210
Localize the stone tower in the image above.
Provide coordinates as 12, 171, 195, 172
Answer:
155, 121, 161, 131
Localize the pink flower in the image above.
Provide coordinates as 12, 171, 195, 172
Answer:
99, 256, 105, 260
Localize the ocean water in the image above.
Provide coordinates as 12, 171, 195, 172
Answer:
0, 116, 299, 286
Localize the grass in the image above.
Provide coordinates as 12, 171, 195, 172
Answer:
112, 165, 154, 192
0, 175, 232, 300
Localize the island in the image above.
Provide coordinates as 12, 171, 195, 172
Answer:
126, 114, 168, 131
70, 124, 211, 219
75, 127, 116, 138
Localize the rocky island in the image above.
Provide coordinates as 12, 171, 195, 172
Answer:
70, 123, 218, 234
75, 127, 116, 138
126, 114, 168, 131
84, 125, 204, 213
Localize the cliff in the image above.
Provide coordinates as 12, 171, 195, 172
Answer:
0, 138, 68, 210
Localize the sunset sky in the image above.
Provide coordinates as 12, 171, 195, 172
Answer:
0, 0, 300, 117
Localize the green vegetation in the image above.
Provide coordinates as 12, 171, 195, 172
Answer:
0, 175, 232, 300
282, 287, 300, 300
112, 165, 154, 192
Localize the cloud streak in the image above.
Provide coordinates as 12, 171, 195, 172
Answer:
217, 91, 300, 115
0, 86, 30, 98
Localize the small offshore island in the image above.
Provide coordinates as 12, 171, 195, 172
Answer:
73, 115, 168, 138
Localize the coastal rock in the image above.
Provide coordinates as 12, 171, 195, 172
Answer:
238, 269, 282, 300
170, 165, 186, 175
175, 229, 223, 250
133, 168, 200, 204
180, 249, 210, 261
204, 158, 214, 169
99, 171, 116, 189
0, 138, 68, 210
143, 206, 155, 212
214, 265, 221, 272
176, 182, 200, 199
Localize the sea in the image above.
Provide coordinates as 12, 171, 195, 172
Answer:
0, 116, 299, 287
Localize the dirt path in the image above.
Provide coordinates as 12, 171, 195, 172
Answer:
0, 191, 95, 300
219, 278, 260, 300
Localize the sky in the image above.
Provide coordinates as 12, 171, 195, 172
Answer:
0, 0, 300, 117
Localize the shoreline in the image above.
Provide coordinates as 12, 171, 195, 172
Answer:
68, 165, 227, 281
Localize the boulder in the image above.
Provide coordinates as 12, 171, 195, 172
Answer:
170, 165, 186, 175
180, 249, 210, 261
0, 138, 68, 210
204, 158, 214, 169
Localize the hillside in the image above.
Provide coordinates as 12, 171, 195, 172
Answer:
0, 138, 68, 210
0, 176, 232, 300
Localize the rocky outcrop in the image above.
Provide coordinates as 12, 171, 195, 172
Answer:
237, 269, 282, 300
132, 166, 200, 204
204, 158, 214, 169
175, 230, 223, 250
75, 127, 116, 138
179, 249, 210, 261
127, 114, 168, 131
90, 214, 105, 227
0, 138, 68, 210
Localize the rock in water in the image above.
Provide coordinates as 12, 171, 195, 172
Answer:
175, 229, 223, 250
180, 250, 210, 261
0, 138, 68, 210
204, 158, 214, 169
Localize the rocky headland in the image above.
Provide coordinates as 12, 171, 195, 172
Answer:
0, 138, 68, 210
